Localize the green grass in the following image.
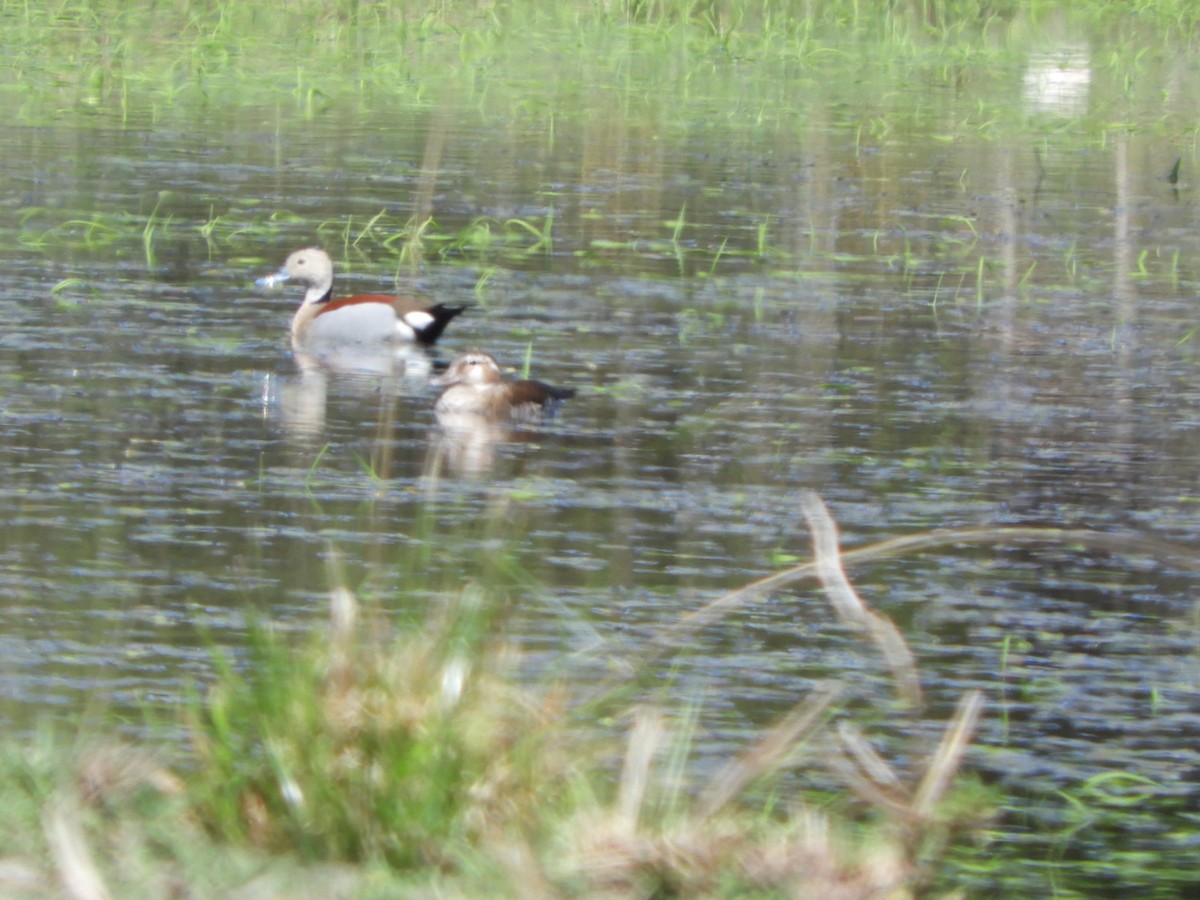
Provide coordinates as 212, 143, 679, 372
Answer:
3, 0, 1196, 127
187, 592, 535, 869
0, 500, 1001, 898
6, 0, 1194, 284
0, 590, 992, 897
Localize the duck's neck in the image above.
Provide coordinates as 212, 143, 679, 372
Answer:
305, 284, 333, 306
291, 286, 330, 342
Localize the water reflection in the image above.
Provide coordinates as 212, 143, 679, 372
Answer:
261, 344, 436, 437
1023, 45, 1091, 115
425, 415, 537, 477
293, 340, 435, 382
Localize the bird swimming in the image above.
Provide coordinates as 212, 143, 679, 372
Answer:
256, 247, 465, 347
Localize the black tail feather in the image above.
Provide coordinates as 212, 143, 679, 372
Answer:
415, 304, 467, 345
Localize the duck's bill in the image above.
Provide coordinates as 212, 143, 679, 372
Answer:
255, 270, 290, 288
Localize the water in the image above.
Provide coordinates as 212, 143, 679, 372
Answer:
3, 30, 1200, 893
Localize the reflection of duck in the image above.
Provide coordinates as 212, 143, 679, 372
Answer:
432, 351, 574, 424
265, 345, 435, 440
426, 419, 513, 476
256, 247, 465, 347
262, 366, 328, 438
292, 339, 433, 381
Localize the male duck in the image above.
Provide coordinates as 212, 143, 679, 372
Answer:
256, 247, 465, 346
432, 351, 575, 423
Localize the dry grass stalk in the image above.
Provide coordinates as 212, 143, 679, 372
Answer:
566, 493, 996, 896
328, 584, 358, 651
45, 800, 110, 900
912, 690, 984, 818
696, 682, 842, 820
824, 690, 985, 834
826, 723, 915, 818
615, 707, 665, 832
568, 683, 976, 899
489, 843, 561, 900
837, 720, 906, 792
0, 858, 43, 895
570, 758, 918, 898
737, 811, 913, 900
632, 518, 1198, 675
800, 492, 923, 707
76, 743, 183, 806
800, 494, 871, 625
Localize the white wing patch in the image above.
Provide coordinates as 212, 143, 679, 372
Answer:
402, 310, 436, 334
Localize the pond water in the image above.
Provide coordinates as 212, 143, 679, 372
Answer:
4, 21, 1200, 895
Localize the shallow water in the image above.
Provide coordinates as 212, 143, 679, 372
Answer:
4, 23, 1200, 894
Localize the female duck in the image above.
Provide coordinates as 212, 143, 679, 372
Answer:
432, 351, 575, 423
256, 248, 465, 346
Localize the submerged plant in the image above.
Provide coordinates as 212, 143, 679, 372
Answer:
143, 191, 169, 269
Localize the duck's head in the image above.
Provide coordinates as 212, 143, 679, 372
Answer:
432, 351, 503, 387
256, 248, 335, 301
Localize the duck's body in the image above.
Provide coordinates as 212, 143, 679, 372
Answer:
256, 248, 465, 347
432, 351, 575, 423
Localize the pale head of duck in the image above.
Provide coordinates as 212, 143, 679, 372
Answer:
432, 351, 504, 388
257, 247, 335, 306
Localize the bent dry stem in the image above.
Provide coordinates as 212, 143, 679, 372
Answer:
622, 518, 1200, 681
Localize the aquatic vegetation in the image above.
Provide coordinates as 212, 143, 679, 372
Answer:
3, 0, 1193, 129
7, 0, 1194, 292
142, 192, 168, 269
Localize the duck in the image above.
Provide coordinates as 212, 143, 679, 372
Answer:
432, 351, 575, 423
256, 247, 465, 347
